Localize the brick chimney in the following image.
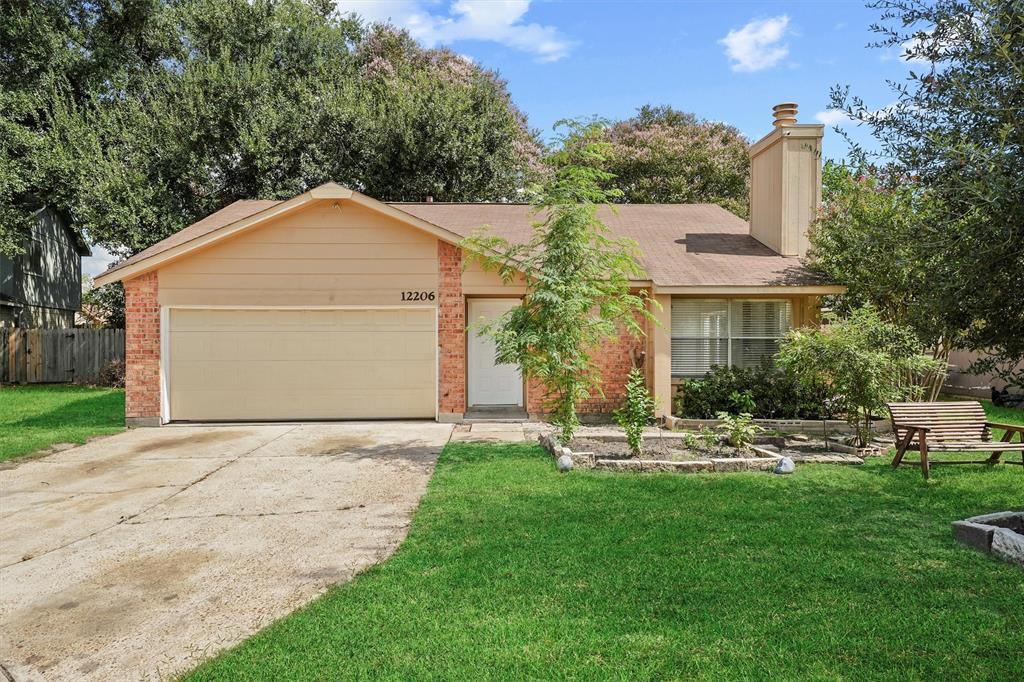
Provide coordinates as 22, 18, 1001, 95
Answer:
747, 103, 824, 257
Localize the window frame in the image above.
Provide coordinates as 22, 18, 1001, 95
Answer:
670, 298, 793, 378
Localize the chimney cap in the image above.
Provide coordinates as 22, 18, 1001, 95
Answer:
772, 102, 798, 127
425, 195, 434, 203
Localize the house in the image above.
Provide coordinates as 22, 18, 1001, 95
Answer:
1, 206, 92, 328
94, 103, 842, 426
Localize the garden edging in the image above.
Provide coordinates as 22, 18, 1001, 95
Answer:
662, 416, 891, 435
537, 434, 782, 473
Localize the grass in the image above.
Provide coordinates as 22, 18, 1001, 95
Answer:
0, 384, 125, 463
186, 406, 1024, 681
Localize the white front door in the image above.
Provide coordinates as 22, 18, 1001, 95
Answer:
467, 299, 523, 406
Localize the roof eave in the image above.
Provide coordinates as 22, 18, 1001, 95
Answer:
652, 284, 846, 295
93, 183, 468, 287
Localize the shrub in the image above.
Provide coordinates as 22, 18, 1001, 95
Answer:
97, 359, 125, 388
615, 367, 655, 457
777, 306, 946, 446
715, 411, 764, 448
674, 360, 833, 420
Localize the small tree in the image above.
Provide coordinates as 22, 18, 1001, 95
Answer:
615, 367, 655, 457
462, 119, 653, 444
777, 306, 945, 447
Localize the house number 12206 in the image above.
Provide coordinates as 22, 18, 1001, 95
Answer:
401, 291, 436, 301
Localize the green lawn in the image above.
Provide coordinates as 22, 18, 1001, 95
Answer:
187, 407, 1024, 681
0, 384, 125, 463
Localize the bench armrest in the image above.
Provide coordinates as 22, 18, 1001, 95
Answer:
893, 423, 931, 433
986, 421, 1024, 433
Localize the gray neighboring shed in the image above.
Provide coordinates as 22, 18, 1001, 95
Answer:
1, 206, 91, 328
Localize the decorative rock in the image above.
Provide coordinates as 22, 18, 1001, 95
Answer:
774, 457, 795, 474
556, 454, 573, 472
990, 528, 1024, 566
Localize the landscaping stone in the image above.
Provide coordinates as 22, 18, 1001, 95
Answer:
966, 511, 1024, 531
789, 454, 864, 465
595, 459, 643, 472
556, 455, 573, 472
953, 511, 1024, 568
774, 457, 795, 474
951, 521, 994, 553
711, 458, 748, 473
990, 528, 1024, 566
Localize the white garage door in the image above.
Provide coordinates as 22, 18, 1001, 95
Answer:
168, 308, 436, 421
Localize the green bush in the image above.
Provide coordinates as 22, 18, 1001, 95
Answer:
615, 367, 655, 457
674, 360, 835, 420
715, 412, 765, 449
777, 306, 945, 447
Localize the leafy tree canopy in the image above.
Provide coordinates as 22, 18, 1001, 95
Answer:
807, 161, 954, 398
829, 0, 1024, 387
581, 104, 750, 217
1, 0, 540, 259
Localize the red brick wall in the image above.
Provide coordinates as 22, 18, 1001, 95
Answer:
124, 271, 161, 422
525, 312, 649, 416
437, 241, 466, 416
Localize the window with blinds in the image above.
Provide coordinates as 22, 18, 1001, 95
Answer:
671, 299, 792, 377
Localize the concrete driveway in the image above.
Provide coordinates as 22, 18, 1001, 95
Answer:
0, 422, 453, 681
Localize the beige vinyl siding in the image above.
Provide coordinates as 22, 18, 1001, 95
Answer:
748, 126, 823, 257
750, 139, 785, 254
168, 307, 436, 420
461, 258, 527, 294
158, 201, 439, 307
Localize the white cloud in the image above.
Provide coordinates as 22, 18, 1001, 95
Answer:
814, 109, 848, 126
81, 244, 118, 279
719, 15, 791, 72
338, 0, 574, 62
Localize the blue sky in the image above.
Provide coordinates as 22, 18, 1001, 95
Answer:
340, 0, 922, 159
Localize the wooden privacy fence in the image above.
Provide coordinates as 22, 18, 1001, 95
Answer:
1, 328, 125, 384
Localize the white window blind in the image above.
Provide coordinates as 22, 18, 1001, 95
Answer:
671, 299, 792, 376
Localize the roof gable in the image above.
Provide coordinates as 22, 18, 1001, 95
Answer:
93, 184, 463, 286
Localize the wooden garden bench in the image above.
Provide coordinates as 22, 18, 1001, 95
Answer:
887, 401, 1024, 479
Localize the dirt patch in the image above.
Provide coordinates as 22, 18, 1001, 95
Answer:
4, 550, 213, 673
128, 429, 247, 455
300, 435, 378, 455
569, 437, 741, 461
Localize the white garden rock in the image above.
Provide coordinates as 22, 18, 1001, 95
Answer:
774, 457, 796, 474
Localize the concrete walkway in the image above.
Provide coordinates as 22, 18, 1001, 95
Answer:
0, 422, 453, 681
449, 422, 548, 443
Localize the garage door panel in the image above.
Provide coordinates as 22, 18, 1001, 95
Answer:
168, 308, 436, 421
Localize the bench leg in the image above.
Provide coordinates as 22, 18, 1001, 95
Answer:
892, 428, 915, 469
919, 433, 930, 480
987, 431, 1015, 465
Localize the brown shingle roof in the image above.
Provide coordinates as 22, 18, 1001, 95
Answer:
394, 202, 826, 287
103, 197, 827, 288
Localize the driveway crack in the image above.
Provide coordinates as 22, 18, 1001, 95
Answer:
124, 504, 373, 524
0, 426, 300, 570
